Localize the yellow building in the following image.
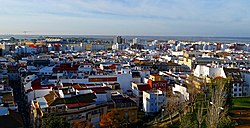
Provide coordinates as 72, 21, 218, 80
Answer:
149, 74, 163, 81
86, 44, 92, 51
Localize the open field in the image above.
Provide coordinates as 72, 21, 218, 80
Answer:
231, 97, 250, 110
230, 97, 250, 127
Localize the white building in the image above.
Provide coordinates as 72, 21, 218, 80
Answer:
143, 90, 165, 113
172, 84, 189, 101
194, 65, 226, 78
241, 71, 250, 96
194, 66, 245, 97
132, 38, 140, 44
78, 64, 92, 74
112, 43, 129, 50
39, 66, 54, 76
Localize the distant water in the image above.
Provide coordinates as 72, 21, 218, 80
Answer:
1, 34, 250, 43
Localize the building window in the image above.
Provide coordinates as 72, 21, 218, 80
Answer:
239, 88, 242, 92
239, 93, 242, 96
234, 93, 237, 97
153, 84, 156, 88
234, 88, 237, 92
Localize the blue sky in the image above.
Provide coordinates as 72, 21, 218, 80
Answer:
0, 0, 250, 36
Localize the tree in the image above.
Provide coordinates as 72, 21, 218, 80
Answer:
100, 111, 115, 128
206, 78, 230, 128
42, 114, 69, 128
72, 121, 93, 128
186, 75, 200, 113
180, 112, 198, 128
218, 116, 237, 128
165, 96, 178, 124
100, 109, 124, 128
175, 96, 186, 122
197, 102, 205, 128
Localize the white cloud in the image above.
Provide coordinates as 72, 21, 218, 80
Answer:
0, 0, 250, 36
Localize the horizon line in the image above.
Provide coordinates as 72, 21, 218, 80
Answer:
1, 34, 250, 39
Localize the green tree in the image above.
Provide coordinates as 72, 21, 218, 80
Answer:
197, 102, 205, 128
206, 78, 231, 128
219, 116, 237, 128
180, 112, 198, 128
42, 114, 69, 128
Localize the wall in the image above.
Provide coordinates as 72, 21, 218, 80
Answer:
241, 72, 250, 96
172, 84, 189, 100
27, 89, 51, 103
117, 74, 132, 93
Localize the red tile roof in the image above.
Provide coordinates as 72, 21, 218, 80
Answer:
66, 100, 95, 108
90, 87, 112, 93
75, 86, 112, 93
31, 78, 54, 90
137, 84, 151, 91
52, 63, 78, 72
151, 74, 160, 76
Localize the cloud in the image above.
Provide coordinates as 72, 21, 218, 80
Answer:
0, 0, 250, 36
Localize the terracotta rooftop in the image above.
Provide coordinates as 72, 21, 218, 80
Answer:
44, 91, 60, 106
90, 87, 112, 94
31, 78, 54, 90
137, 84, 151, 91
49, 93, 96, 107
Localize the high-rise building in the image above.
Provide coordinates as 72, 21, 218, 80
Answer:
113, 36, 122, 44
133, 38, 140, 44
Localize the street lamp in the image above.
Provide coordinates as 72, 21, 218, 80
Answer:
161, 108, 164, 121
209, 101, 224, 127
218, 107, 224, 110
209, 102, 224, 110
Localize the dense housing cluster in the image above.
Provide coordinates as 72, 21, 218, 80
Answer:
0, 36, 250, 127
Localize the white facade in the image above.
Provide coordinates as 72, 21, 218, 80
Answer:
112, 43, 128, 50
117, 73, 133, 93
231, 83, 243, 97
172, 84, 189, 101
95, 93, 108, 104
194, 65, 226, 78
139, 70, 150, 83
132, 38, 140, 44
241, 72, 250, 96
24, 75, 38, 84
78, 64, 92, 73
15, 46, 37, 54
39, 66, 54, 76
143, 90, 165, 113
27, 89, 52, 103
171, 51, 184, 56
